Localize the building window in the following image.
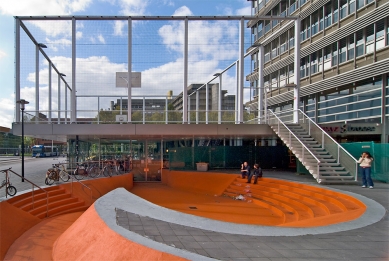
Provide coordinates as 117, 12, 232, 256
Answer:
264, 20, 271, 34
340, 0, 348, 20
289, 0, 297, 14
280, 32, 288, 54
264, 44, 271, 63
333, 1, 339, 24
376, 19, 385, 50
311, 11, 319, 36
319, 7, 324, 31
356, 0, 364, 9
356, 29, 364, 57
332, 42, 338, 66
271, 38, 279, 58
288, 64, 294, 84
324, 46, 332, 70
272, 6, 279, 27
365, 24, 374, 54
339, 38, 347, 64
311, 52, 318, 74
349, 0, 356, 14
324, 3, 332, 28
289, 28, 295, 48
318, 49, 323, 72
348, 34, 355, 60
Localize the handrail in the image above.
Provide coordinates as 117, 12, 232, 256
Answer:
58, 163, 93, 203
268, 110, 321, 179
0, 167, 49, 217
297, 109, 358, 181
297, 109, 358, 161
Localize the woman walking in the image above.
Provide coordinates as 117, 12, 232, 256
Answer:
357, 152, 374, 189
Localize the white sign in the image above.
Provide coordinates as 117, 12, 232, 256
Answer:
116, 72, 141, 88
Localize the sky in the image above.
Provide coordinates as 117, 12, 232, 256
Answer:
0, 0, 252, 128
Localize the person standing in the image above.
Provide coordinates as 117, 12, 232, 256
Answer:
240, 162, 251, 179
247, 163, 263, 184
357, 152, 374, 189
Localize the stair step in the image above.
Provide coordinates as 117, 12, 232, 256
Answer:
28, 197, 80, 216
35, 201, 86, 219
20, 193, 72, 211
11, 188, 67, 208
320, 171, 350, 175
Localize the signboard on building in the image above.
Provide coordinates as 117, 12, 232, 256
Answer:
320, 123, 381, 135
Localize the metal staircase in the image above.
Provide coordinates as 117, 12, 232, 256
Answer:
268, 109, 358, 184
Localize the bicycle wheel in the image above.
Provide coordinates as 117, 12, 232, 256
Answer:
74, 169, 85, 180
47, 171, 56, 185
88, 166, 100, 178
59, 170, 70, 182
102, 166, 112, 177
7, 185, 17, 196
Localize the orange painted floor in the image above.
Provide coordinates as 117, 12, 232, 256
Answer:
4, 212, 83, 261
129, 177, 366, 227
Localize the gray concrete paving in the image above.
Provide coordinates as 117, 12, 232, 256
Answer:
1, 159, 388, 260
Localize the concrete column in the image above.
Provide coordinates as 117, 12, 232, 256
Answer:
293, 18, 301, 123
58, 75, 61, 123
258, 45, 264, 123
35, 44, 39, 123
206, 83, 209, 124
196, 91, 199, 124
128, 18, 132, 123
71, 18, 76, 123
238, 18, 245, 123
183, 18, 188, 123
218, 74, 222, 124
48, 61, 52, 122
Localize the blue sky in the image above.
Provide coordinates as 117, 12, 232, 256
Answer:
0, 0, 251, 128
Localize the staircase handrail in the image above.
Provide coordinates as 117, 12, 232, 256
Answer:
297, 109, 358, 181
297, 109, 358, 161
268, 110, 321, 178
1, 167, 48, 217
68, 173, 93, 203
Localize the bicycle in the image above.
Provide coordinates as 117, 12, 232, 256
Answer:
101, 160, 115, 177
73, 161, 100, 180
0, 168, 17, 196
45, 163, 70, 185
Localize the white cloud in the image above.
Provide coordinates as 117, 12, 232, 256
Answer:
0, 96, 15, 128
0, 50, 6, 61
113, 21, 126, 36
236, 6, 251, 16
98, 34, 106, 44
0, 0, 92, 16
172, 6, 193, 16
118, 0, 149, 15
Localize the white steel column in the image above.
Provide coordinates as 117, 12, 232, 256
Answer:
35, 44, 40, 123
258, 45, 264, 123
183, 18, 188, 123
196, 91, 199, 124
188, 94, 191, 124
15, 18, 21, 122
218, 74, 222, 124
143, 97, 145, 124
128, 18, 132, 123
48, 62, 52, 122
238, 18, 245, 124
65, 84, 68, 124
382, 74, 388, 143
165, 98, 168, 124
71, 18, 76, 123
235, 61, 239, 124
205, 83, 209, 124
58, 75, 61, 123
293, 18, 301, 123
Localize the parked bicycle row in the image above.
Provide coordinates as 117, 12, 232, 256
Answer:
45, 160, 129, 185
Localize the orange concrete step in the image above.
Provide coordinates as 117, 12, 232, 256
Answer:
33, 200, 86, 219
28, 197, 81, 217
10, 188, 68, 208
20, 193, 72, 212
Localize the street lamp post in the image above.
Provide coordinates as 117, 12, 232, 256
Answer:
16, 99, 29, 182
